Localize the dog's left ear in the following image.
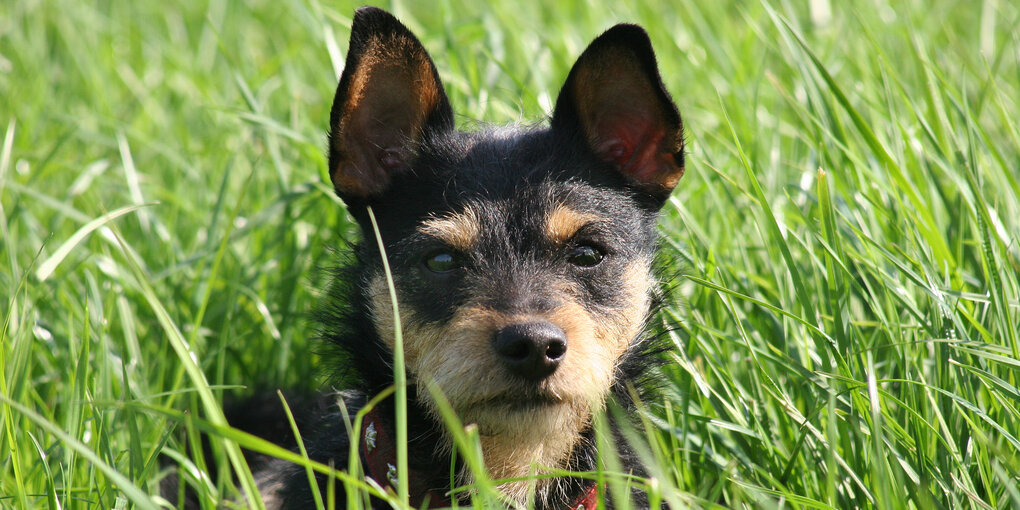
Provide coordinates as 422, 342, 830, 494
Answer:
552, 24, 684, 202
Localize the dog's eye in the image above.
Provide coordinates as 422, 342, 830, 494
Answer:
424, 250, 459, 273
567, 244, 603, 267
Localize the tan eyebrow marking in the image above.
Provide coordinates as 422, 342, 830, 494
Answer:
545, 205, 600, 245
418, 207, 481, 251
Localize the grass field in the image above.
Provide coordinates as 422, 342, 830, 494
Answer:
2, 0, 1020, 508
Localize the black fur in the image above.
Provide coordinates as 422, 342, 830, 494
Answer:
164, 6, 683, 509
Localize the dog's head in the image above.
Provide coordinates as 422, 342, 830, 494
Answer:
327, 6, 682, 452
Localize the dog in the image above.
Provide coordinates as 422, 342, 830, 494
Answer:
174, 6, 685, 509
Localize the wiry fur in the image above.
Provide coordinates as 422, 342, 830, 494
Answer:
164, 6, 685, 509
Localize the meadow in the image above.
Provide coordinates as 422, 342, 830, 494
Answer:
1, 0, 1018, 508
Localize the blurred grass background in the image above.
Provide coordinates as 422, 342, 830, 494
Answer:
1, 0, 1019, 508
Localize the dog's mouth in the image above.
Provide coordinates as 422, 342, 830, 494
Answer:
462, 388, 565, 413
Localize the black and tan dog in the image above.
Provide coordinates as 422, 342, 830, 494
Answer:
224, 6, 683, 509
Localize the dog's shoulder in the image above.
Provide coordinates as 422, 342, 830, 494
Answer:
252, 389, 368, 508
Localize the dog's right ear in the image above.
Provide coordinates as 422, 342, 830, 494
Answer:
327, 7, 454, 199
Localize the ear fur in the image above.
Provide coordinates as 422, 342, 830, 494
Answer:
552, 24, 684, 200
327, 7, 454, 199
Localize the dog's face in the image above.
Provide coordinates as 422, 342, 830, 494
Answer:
328, 8, 682, 443
362, 152, 661, 438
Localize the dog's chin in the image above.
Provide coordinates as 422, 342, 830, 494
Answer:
468, 404, 565, 437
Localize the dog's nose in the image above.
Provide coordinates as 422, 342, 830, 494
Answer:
492, 322, 567, 381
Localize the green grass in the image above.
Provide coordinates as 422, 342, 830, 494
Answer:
2, 0, 1019, 508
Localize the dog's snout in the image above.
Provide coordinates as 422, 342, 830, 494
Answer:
493, 322, 567, 381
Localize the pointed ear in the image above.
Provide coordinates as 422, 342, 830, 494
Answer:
552, 24, 684, 200
327, 7, 454, 199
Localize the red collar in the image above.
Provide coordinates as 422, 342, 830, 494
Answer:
360, 408, 600, 509
569, 483, 599, 509
360, 408, 448, 507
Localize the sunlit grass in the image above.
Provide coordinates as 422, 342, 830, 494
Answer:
1, 0, 1018, 508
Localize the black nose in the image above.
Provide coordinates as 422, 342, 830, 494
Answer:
492, 322, 567, 381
